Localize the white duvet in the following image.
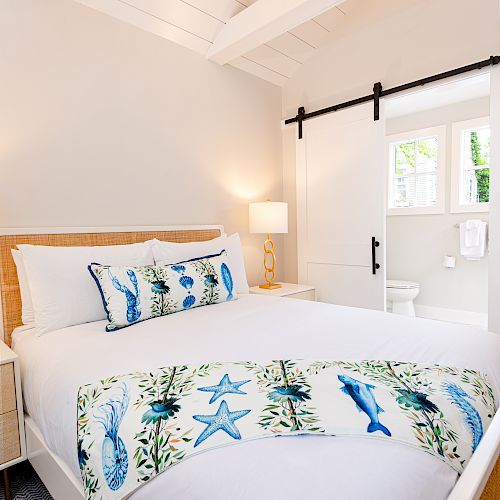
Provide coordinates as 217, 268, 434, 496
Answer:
13, 294, 500, 500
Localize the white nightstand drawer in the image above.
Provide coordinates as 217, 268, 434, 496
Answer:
0, 410, 21, 465
286, 290, 316, 301
0, 363, 16, 415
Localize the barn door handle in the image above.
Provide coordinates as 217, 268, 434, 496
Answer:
371, 237, 380, 275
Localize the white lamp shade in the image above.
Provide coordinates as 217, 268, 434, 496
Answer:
249, 201, 288, 234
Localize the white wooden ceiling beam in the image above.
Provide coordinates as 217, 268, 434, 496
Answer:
207, 0, 346, 65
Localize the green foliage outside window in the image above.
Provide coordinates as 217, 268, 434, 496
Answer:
395, 138, 437, 175
470, 131, 489, 203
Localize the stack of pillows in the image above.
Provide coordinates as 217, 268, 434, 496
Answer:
12, 234, 248, 334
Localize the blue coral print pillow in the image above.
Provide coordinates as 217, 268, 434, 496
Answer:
89, 251, 237, 331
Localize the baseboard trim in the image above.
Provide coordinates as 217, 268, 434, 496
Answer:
415, 304, 488, 329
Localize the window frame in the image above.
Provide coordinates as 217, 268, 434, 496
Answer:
386, 125, 446, 216
451, 116, 490, 213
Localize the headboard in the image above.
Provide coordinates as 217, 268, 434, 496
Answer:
0, 226, 223, 347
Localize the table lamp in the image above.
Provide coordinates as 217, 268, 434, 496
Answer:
249, 201, 288, 289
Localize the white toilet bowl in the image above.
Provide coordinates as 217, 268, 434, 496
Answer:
386, 280, 420, 317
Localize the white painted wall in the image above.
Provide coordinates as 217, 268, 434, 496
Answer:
386, 97, 490, 315
0, 0, 283, 286
282, 0, 500, 286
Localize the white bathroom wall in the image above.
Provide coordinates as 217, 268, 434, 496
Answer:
386, 97, 490, 320
0, 0, 283, 286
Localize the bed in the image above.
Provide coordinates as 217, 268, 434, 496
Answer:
1, 226, 499, 500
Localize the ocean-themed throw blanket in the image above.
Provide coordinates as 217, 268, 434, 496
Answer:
78, 360, 497, 499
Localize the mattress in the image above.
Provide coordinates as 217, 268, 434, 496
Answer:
12, 294, 500, 500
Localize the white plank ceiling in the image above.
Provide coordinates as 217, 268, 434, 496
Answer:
73, 0, 351, 86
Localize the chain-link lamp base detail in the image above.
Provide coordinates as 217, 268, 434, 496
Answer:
259, 233, 281, 289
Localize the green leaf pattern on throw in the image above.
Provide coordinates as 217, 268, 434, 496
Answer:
240, 360, 322, 433
131, 363, 222, 482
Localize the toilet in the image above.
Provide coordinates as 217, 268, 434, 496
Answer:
386, 280, 420, 317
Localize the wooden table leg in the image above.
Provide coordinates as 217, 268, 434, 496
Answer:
2, 468, 12, 500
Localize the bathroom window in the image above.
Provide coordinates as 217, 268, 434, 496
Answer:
451, 117, 490, 213
387, 126, 446, 215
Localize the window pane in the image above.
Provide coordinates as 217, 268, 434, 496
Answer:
415, 173, 436, 207
394, 141, 415, 175
394, 176, 410, 207
389, 134, 439, 210
416, 137, 438, 173
463, 167, 490, 204
461, 126, 490, 204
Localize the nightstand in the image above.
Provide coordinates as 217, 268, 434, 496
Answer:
0, 341, 26, 500
249, 283, 316, 301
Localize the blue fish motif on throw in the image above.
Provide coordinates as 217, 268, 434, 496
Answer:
94, 384, 129, 491
109, 270, 141, 323
220, 263, 234, 300
179, 275, 194, 290
443, 381, 483, 451
338, 374, 391, 437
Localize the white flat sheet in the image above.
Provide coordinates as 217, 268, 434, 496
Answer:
13, 295, 500, 500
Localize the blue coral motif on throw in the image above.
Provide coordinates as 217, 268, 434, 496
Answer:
198, 374, 250, 404
443, 381, 483, 451
193, 400, 251, 447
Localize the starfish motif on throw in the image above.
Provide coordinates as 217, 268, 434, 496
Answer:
197, 374, 251, 404
193, 400, 251, 447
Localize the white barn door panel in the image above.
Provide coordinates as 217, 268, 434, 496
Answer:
296, 102, 386, 310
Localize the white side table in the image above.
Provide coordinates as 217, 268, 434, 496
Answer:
249, 283, 316, 301
0, 341, 27, 500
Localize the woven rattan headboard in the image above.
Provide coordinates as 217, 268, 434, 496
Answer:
0, 226, 222, 347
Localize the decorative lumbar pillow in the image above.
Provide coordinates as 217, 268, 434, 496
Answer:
89, 251, 237, 331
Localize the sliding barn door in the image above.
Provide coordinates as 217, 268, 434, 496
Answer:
296, 102, 386, 310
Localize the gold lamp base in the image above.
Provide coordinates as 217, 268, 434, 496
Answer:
259, 283, 282, 290
260, 233, 281, 289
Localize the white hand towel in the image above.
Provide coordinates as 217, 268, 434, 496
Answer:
460, 220, 487, 260
465, 219, 481, 247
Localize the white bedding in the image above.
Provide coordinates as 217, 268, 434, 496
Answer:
13, 294, 500, 500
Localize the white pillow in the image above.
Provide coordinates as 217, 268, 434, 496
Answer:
11, 249, 35, 326
151, 233, 249, 294
18, 242, 154, 336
